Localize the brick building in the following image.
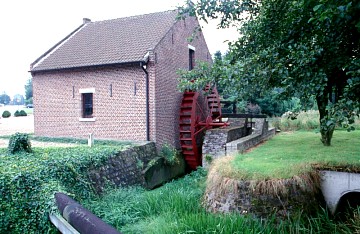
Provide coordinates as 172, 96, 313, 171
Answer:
30, 10, 211, 148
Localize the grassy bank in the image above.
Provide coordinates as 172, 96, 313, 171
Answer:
214, 130, 360, 180
83, 130, 360, 233
84, 169, 359, 233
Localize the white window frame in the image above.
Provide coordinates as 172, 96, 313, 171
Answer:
79, 88, 96, 122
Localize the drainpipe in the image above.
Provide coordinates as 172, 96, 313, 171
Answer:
140, 62, 150, 141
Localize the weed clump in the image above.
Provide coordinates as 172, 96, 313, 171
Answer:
159, 143, 180, 165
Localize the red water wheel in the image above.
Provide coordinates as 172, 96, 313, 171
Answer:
179, 86, 224, 170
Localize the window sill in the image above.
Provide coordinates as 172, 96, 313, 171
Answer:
79, 117, 96, 122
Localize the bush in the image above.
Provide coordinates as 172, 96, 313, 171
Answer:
20, 110, 27, 116
269, 110, 320, 131
14, 110, 27, 117
8, 132, 32, 154
2, 110, 11, 118
159, 144, 180, 166
0, 145, 130, 232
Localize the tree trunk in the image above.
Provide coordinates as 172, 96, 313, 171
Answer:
316, 94, 334, 146
320, 125, 334, 146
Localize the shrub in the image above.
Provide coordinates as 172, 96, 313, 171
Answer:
14, 110, 20, 117
14, 110, 27, 117
0, 145, 128, 233
13, 110, 28, 117
2, 110, 11, 118
270, 110, 320, 131
20, 110, 27, 116
159, 144, 180, 166
8, 132, 32, 154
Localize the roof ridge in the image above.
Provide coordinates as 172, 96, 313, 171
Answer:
92, 9, 177, 24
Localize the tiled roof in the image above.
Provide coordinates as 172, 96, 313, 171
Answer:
31, 10, 178, 72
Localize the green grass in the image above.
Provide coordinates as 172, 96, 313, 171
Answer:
22, 108, 33, 115
218, 130, 360, 180
84, 169, 359, 234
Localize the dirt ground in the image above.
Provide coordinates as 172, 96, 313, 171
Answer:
0, 113, 77, 148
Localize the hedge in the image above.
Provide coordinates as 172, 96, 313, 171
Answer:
2, 110, 11, 118
0, 145, 131, 233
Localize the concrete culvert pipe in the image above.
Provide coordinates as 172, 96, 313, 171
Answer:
55, 192, 121, 234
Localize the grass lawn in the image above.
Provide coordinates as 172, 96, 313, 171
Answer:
214, 130, 360, 180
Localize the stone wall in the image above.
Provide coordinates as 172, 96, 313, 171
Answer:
88, 142, 156, 193
226, 119, 275, 155
202, 122, 248, 168
202, 118, 276, 168
203, 174, 323, 219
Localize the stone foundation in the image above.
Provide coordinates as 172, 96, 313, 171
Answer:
203, 172, 323, 219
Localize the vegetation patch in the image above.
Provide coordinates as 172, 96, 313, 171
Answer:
269, 110, 360, 132
8, 132, 32, 154
14, 110, 27, 117
1, 110, 11, 118
203, 130, 360, 219
215, 130, 360, 181
84, 169, 360, 233
0, 142, 132, 233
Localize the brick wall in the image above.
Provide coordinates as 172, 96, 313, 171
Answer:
32, 64, 151, 141
153, 16, 212, 149
32, 15, 211, 149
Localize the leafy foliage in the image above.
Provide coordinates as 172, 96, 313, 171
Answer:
0, 144, 131, 233
270, 110, 321, 131
20, 110, 27, 116
178, 0, 360, 145
24, 78, 33, 102
158, 143, 180, 166
14, 110, 27, 117
0, 93, 10, 105
8, 132, 32, 154
1, 110, 11, 118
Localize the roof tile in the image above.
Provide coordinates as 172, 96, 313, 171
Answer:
31, 10, 178, 71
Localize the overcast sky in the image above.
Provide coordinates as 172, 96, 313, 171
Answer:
0, 0, 238, 98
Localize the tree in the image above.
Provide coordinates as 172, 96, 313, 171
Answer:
0, 92, 10, 105
24, 78, 33, 104
13, 94, 25, 105
178, 0, 360, 146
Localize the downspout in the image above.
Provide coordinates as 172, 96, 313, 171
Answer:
140, 62, 150, 141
